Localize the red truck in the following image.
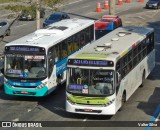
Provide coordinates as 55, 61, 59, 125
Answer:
95, 15, 122, 39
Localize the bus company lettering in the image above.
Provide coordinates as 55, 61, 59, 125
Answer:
93, 77, 111, 82
56, 62, 66, 74
73, 59, 108, 65
12, 122, 42, 127
10, 47, 39, 52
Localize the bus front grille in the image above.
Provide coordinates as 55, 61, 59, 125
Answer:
13, 86, 37, 88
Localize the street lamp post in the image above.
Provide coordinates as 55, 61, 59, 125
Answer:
36, 0, 41, 30
109, 0, 115, 15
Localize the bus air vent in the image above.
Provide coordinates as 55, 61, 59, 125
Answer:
103, 43, 112, 47
95, 43, 112, 51
117, 32, 131, 37
111, 37, 119, 41
34, 29, 63, 36
48, 26, 68, 31
26, 34, 43, 42
95, 46, 104, 51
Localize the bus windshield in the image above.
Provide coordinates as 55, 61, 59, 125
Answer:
5, 54, 47, 79
67, 68, 114, 96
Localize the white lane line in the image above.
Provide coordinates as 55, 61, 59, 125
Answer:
115, 9, 130, 15
66, 0, 83, 5
27, 109, 32, 112
82, 5, 90, 8
55, 0, 83, 8
12, 118, 19, 121
83, 117, 87, 122
137, 16, 146, 20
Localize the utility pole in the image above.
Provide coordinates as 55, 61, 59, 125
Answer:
109, 0, 115, 15
36, 0, 41, 30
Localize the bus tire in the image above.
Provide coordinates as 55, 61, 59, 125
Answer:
57, 74, 62, 86
119, 91, 126, 111
140, 70, 145, 87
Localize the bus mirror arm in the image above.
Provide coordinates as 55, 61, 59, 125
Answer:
116, 72, 121, 83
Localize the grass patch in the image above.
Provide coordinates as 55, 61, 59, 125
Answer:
0, 0, 23, 3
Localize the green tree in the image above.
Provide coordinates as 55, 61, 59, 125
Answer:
44, 0, 64, 11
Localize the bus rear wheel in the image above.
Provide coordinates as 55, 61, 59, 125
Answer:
140, 71, 145, 87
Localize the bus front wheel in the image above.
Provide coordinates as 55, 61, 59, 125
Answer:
119, 92, 126, 111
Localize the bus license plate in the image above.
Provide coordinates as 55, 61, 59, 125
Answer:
84, 109, 93, 112
20, 91, 28, 94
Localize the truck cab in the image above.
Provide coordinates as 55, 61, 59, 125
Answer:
95, 15, 122, 39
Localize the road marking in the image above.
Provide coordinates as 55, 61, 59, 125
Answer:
83, 117, 87, 122
137, 16, 146, 20
12, 118, 19, 121
53, 107, 65, 111
82, 5, 89, 8
116, 9, 129, 15
66, 0, 83, 6
145, 104, 160, 130
27, 109, 32, 112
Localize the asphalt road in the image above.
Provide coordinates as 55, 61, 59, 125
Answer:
0, 0, 160, 130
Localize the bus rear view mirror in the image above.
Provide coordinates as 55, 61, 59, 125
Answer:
116, 72, 121, 83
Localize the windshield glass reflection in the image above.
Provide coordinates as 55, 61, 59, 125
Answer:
5, 54, 47, 79
67, 68, 114, 96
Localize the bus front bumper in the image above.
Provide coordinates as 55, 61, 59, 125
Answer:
4, 84, 48, 97
66, 100, 116, 115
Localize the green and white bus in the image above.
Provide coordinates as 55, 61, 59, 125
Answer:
66, 26, 155, 115
3, 18, 95, 96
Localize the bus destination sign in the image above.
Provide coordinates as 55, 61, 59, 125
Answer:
9, 46, 40, 52
68, 59, 114, 67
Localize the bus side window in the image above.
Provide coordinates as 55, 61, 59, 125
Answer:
85, 27, 90, 43
48, 47, 55, 77
73, 34, 79, 51
116, 60, 121, 83
90, 25, 94, 41
80, 31, 85, 48
147, 33, 154, 54
61, 40, 67, 59
55, 44, 60, 62
116, 60, 121, 94
142, 40, 147, 58
122, 56, 127, 67
138, 44, 142, 62
128, 51, 132, 62
67, 37, 74, 55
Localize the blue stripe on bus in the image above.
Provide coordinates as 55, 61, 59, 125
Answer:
8, 80, 42, 86
56, 57, 68, 76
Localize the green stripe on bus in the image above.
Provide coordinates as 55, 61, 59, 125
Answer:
75, 53, 112, 60
68, 95, 110, 105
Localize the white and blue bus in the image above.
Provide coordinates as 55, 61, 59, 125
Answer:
66, 26, 155, 115
3, 18, 95, 96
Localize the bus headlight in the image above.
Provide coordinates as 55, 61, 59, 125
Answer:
5, 81, 12, 88
37, 82, 47, 89
66, 96, 75, 105
104, 98, 115, 107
